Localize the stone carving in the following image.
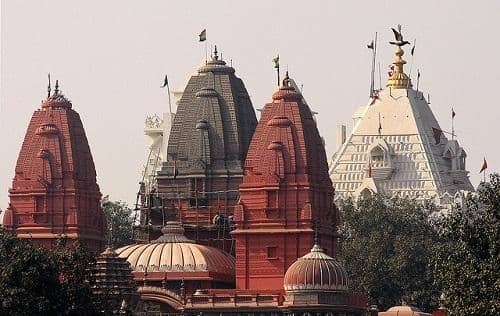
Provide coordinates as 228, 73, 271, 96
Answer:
145, 114, 163, 129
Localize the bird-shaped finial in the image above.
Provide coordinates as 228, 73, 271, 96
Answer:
389, 25, 410, 47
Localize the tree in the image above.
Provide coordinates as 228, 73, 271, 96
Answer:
432, 174, 500, 315
0, 229, 110, 315
0, 228, 62, 315
102, 200, 134, 248
338, 195, 442, 312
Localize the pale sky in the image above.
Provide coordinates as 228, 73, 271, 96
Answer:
1, 0, 499, 211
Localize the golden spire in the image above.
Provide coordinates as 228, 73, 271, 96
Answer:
386, 25, 412, 89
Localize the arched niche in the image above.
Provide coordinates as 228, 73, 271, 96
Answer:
366, 138, 394, 179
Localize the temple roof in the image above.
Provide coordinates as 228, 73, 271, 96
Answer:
158, 47, 257, 178
4, 85, 105, 252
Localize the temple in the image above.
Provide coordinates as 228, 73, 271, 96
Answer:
232, 72, 338, 290
2, 81, 106, 252
134, 47, 257, 252
329, 27, 474, 206
115, 73, 365, 315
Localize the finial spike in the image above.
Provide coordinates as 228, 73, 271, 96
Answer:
282, 71, 290, 87
313, 220, 319, 246
47, 73, 51, 98
213, 45, 218, 60
54, 80, 59, 95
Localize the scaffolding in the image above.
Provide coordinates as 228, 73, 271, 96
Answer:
133, 161, 238, 254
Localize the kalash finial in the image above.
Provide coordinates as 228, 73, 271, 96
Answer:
386, 25, 412, 89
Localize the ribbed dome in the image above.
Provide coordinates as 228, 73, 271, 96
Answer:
115, 222, 234, 281
284, 244, 348, 292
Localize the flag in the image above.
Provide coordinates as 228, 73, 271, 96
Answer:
417, 70, 421, 79
199, 29, 206, 42
479, 157, 488, 173
411, 44, 415, 56
367, 40, 374, 50
161, 74, 168, 88
273, 55, 279, 69
452, 108, 456, 119
432, 127, 443, 144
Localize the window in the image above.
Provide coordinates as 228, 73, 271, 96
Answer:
267, 246, 278, 259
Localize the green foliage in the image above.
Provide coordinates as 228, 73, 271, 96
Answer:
338, 195, 441, 312
0, 229, 61, 315
0, 229, 107, 315
432, 174, 500, 316
102, 200, 134, 248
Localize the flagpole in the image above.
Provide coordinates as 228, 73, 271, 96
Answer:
416, 69, 420, 92
166, 82, 172, 114
451, 107, 455, 140
205, 42, 208, 64
408, 38, 416, 88
378, 62, 382, 91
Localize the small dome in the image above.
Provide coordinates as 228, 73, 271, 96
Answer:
284, 244, 348, 292
115, 221, 234, 282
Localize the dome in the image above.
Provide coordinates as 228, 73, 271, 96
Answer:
284, 244, 348, 292
115, 222, 235, 282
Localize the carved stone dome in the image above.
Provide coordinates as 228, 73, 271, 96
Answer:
115, 222, 234, 282
284, 244, 348, 292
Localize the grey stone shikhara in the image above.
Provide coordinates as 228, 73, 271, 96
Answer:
157, 52, 257, 185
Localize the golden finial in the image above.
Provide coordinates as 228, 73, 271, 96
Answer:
386, 25, 412, 89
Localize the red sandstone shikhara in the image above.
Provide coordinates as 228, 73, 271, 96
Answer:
3, 88, 106, 252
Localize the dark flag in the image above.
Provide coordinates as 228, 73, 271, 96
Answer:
452, 108, 456, 118
273, 55, 279, 69
199, 29, 207, 42
411, 42, 416, 56
480, 157, 488, 173
367, 40, 374, 50
417, 70, 421, 79
432, 127, 443, 144
161, 74, 168, 88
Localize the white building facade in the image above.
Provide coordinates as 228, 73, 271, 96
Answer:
329, 41, 473, 206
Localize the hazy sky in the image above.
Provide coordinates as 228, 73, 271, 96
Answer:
1, 0, 499, 211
